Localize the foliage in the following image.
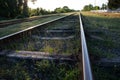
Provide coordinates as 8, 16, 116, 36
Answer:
82, 12, 120, 80
29, 6, 75, 17
108, 0, 120, 10
0, 0, 35, 18
29, 8, 51, 16
0, 0, 75, 20
93, 6, 100, 10
54, 6, 75, 13
82, 4, 100, 11
0, 0, 23, 18
82, 4, 94, 11
101, 4, 107, 10
0, 57, 80, 80
23, 0, 29, 17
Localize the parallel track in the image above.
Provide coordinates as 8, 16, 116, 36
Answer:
0, 13, 66, 28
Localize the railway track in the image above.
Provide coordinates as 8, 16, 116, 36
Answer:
0, 13, 93, 80
0, 13, 66, 28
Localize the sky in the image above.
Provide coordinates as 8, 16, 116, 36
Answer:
28, 0, 108, 10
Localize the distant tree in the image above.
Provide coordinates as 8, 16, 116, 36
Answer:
29, 7, 52, 16
82, 4, 101, 11
23, 0, 37, 17
93, 6, 100, 10
40, 8, 49, 15
101, 4, 107, 10
54, 6, 74, 13
54, 7, 62, 13
62, 6, 70, 12
29, 8, 39, 16
108, 0, 120, 10
82, 4, 94, 11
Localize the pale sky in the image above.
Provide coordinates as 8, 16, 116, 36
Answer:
28, 0, 108, 10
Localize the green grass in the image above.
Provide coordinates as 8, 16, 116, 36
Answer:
0, 56, 80, 80
93, 65, 120, 80
82, 12, 120, 58
82, 12, 120, 80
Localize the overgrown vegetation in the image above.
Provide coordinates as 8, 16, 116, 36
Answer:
0, 56, 80, 80
82, 12, 120, 58
81, 12, 120, 80
93, 65, 120, 80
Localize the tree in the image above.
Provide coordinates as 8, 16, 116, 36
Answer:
82, 4, 101, 11
0, 0, 38, 18
54, 7, 62, 13
101, 4, 107, 10
0, 0, 24, 18
63, 6, 70, 12
54, 6, 75, 13
82, 4, 94, 11
93, 6, 100, 10
23, 0, 37, 17
23, 0, 29, 17
108, 0, 120, 10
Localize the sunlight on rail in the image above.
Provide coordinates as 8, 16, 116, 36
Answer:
79, 13, 93, 80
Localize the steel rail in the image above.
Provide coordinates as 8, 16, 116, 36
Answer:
79, 13, 93, 80
0, 13, 73, 40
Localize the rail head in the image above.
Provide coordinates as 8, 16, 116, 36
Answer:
79, 13, 93, 80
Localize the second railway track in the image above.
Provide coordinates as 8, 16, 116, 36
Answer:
0, 14, 67, 28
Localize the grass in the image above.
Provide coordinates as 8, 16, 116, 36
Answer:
0, 56, 80, 80
0, 14, 69, 38
81, 12, 120, 58
81, 12, 120, 18
81, 12, 120, 80
93, 65, 120, 80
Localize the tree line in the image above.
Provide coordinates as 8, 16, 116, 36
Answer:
82, 4, 107, 11
0, 0, 75, 20
29, 6, 75, 17
82, 0, 120, 11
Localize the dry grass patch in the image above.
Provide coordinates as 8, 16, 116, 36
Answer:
81, 12, 120, 18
